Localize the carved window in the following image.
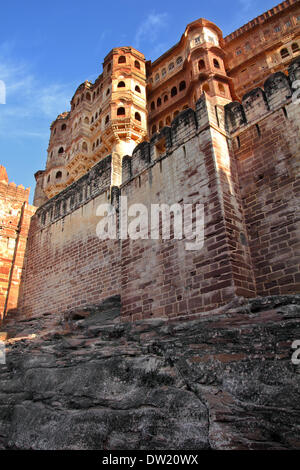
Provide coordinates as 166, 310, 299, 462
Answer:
56, 171, 62, 180
151, 124, 157, 134
292, 43, 300, 53
134, 60, 140, 69
117, 107, 125, 116
168, 62, 174, 71
198, 59, 205, 70
155, 73, 160, 82
176, 56, 183, 66
134, 112, 141, 121
61, 123, 66, 131
171, 86, 177, 97
86, 92, 91, 101
58, 147, 64, 154
213, 59, 220, 69
280, 48, 289, 59
151, 101, 155, 110
118, 55, 126, 63
157, 97, 162, 107
118, 81, 125, 88
162, 68, 166, 77
179, 81, 186, 91
135, 85, 141, 93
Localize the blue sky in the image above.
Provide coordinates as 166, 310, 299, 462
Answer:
0, 0, 277, 203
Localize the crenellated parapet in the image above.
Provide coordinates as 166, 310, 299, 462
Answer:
36, 155, 113, 228
225, 56, 300, 134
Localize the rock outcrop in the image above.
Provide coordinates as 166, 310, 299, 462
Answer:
0, 295, 300, 450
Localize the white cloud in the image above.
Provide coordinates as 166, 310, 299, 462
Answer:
0, 43, 74, 138
134, 12, 168, 49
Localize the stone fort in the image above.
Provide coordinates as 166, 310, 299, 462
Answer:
1, 0, 300, 326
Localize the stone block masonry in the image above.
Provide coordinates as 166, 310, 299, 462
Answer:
0, 167, 35, 319
7, 61, 300, 325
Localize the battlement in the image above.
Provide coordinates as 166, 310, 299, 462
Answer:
224, 0, 299, 44
225, 56, 300, 133
36, 154, 113, 228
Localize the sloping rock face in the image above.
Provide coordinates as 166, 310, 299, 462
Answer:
0, 295, 300, 450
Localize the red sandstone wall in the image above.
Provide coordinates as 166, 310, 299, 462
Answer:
226, 66, 300, 297
0, 174, 35, 319
17, 157, 121, 320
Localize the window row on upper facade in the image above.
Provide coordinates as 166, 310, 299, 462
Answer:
151, 55, 184, 84
234, 15, 300, 56
150, 80, 187, 111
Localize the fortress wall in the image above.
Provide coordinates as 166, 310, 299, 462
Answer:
225, 64, 300, 297
119, 96, 255, 320
17, 156, 121, 319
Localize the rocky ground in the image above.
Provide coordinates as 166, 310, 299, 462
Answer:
0, 295, 300, 450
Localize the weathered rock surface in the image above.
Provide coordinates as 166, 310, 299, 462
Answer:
0, 295, 300, 450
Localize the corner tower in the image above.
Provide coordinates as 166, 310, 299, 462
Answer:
34, 47, 147, 204
146, 18, 232, 136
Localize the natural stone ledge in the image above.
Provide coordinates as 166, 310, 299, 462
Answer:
0, 295, 300, 450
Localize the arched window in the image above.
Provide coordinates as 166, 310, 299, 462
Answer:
159, 120, 163, 129
213, 58, 220, 69
157, 97, 162, 107
162, 68, 166, 77
135, 112, 141, 121
56, 171, 62, 179
176, 56, 183, 65
151, 101, 155, 110
164, 94, 168, 102
84, 117, 89, 124
47, 175, 50, 183
171, 86, 177, 97
61, 123, 66, 131
106, 88, 110, 96
151, 124, 157, 134
96, 139, 99, 146
135, 85, 141, 93
134, 60, 140, 69
280, 48, 289, 59
198, 59, 205, 70
118, 55, 126, 63
168, 63, 174, 71
117, 107, 125, 116
174, 110, 179, 118
82, 142, 88, 152
179, 81, 186, 91
105, 115, 110, 124
155, 73, 160, 82
58, 147, 64, 154
86, 92, 91, 101
166, 116, 171, 125
95, 112, 98, 119
292, 43, 300, 53
117, 81, 125, 88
